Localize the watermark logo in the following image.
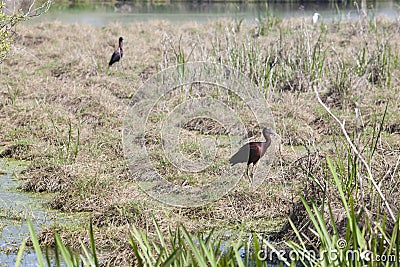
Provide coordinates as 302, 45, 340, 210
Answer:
254, 236, 396, 263
122, 62, 277, 207
336, 238, 347, 249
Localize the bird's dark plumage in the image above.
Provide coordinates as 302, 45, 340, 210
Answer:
229, 128, 275, 181
109, 37, 123, 66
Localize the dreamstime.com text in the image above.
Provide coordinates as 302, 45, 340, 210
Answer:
255, 239, 396, 263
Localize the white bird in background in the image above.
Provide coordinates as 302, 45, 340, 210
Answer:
312, 13, 320, 24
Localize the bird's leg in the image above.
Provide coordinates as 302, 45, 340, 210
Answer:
246, 164, 254, 184
250, 161, 260, 184
253, 161, 259, 176
250, 164, 255, 184
246, 164, 249, 179
120, 59, 125, 72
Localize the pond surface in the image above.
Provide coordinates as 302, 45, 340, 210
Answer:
31, 0, 400, 26
0, 159, 81, 266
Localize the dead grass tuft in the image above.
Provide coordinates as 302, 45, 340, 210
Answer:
0, 143, 32, 159
19, 162, 74, 192
183, 118, 228, 135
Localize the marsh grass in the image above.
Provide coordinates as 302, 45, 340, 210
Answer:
270, 153, 400, 267
50, 118, 81, 164
23, 216, 277, 266
0, 9, 399, 266
21, 147, 400, 266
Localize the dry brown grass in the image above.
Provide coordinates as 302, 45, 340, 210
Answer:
0, 16, 400, 265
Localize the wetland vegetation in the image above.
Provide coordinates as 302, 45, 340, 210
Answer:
1, 1, 400, 265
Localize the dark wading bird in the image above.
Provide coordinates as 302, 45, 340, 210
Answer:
109, 37, 123, 66
229, 128, 277, 183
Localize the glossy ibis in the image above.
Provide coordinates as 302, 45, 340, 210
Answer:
229, 128, 276, 182
109, 37, 123, 66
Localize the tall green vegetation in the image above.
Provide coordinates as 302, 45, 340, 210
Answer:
21, 152, 400, 266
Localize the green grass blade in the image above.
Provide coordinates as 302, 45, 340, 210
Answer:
129, 232, 144, 266
153, 217, 167, 252
154, 247, 165, 267
14, 237, 27, 267
160, 248, 181, 267
80, 241, 96, 266
313, 203, 333, 248
252, 233, 263, 267
45, 247, 52, 267
327, 157, 350, 216
199, 236, 217, 266
54, 233, 76, 266
233, 245, 245, 267
182, 226, 207, 266
130, 226, 154, 265
299, 196, 323, 239
370, 101, 388, 158
287, 217, 307, 250
89, 219, 99, 267
27, 220, 45, 267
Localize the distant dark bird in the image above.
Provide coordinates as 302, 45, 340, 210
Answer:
229, 128, 276, 182
109, 37, 123, 66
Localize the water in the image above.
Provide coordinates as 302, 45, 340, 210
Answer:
0, 159, 81, 266
31, 0, 400, 26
